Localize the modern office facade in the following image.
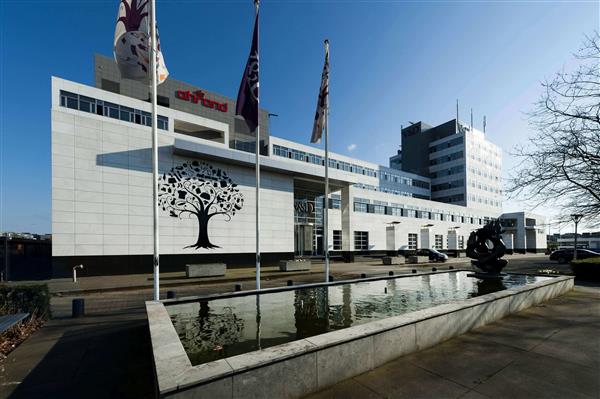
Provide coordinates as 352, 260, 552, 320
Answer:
50, 55, 546, 276
394, 120, 503, 211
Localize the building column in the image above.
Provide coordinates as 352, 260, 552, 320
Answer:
341, 185, 353, 251
420, 228, 433, 250
447, 230, 458, 250
502, 233, 514, 254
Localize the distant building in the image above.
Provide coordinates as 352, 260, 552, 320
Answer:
0, 235, 52, 281
391, 120, 502, 211
549, 232, 600, 251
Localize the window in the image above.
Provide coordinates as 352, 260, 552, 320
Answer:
328, 198, 341, 209
408, 233, 418, 250
458, 236, 465, 249
119, 106, 133, 122
354, 231, 369, 251
353, 201, 368, 213
333, 230, 342, 250
434, 235, 443, 250
59, 91, 168, 130
79, 95, 95, 113
405, 209, 417, 218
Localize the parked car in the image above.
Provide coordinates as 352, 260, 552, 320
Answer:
549, 249, 600, 263
417, 248, 449, 262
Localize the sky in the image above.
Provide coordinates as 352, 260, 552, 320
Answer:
0, 0, 598, 234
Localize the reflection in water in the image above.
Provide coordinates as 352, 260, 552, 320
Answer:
255, 295, 261, 350
170, 272, 552, 366
476, 279, 507, 295
294, 287, 329, 338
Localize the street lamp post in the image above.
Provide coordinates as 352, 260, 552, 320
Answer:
570, 214, 583, 260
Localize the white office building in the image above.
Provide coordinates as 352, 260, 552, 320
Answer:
50, 55, 546, 276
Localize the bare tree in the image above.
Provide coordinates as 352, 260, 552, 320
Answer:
158, 161, 244, 249
508, 32, 600, 227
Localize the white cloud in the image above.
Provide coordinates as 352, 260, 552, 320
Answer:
347, 143, 357, 152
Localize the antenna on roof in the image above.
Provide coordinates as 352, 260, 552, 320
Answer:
456, 99, 459, 132
483, 115, 486, 133
470, 108, 473, 131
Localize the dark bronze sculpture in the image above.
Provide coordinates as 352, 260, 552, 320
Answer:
466, 220, 508, 279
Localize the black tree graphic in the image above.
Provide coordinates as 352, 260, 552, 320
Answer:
158, 161, 244, 249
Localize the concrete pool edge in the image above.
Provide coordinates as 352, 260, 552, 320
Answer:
146, 274, 574, 398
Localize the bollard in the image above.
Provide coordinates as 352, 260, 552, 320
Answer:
72, 298, 85, 318
388, 271, 394, 276
412, 269, 417, 273
361, 273, 367, 279
432, 267, 437, 272
166, 290, 176, 299
287, 280, 293, 286
384, 287, 388, 294
328, 275, 334, 282
235, 284, 243, 291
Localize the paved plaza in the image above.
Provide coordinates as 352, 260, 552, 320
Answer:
306, 284, 599, 399
1, 256, 597, 399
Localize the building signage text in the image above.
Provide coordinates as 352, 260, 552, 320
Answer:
176, 90, 228, 113
294, 200, 316, 215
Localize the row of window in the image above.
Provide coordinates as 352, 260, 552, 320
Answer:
346, 232, 465, 251
431, 179, 465, 192
470, 180, 502, 194
59, 91, 169, 130
273, 144, 378, 177
468, 194, 501, 207
429, 150, 464, 166
380, 171, 430, 189
468, 166, 501, 182
429, 136, 463, 153
434, 193, 465, 204
469, 153, 500, 170
430, 164, 464, 178
353, 200, 493, 225
353, 183, 414, 198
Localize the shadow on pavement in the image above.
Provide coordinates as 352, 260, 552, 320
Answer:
6, 314, 155, 399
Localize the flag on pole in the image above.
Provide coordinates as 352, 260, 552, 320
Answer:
311, 41, 330, 143
114, 0, 169, 84
235, 2, 260, 131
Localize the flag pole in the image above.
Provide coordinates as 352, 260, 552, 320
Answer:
324, 39, 330, 283
150, 0, 160, 301
254, 0, 261, 291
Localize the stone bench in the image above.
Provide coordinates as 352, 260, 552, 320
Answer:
382, 256, 404, 265
186, 263, 226, 278
406, 256, 430, 264
279, 260, 311, 272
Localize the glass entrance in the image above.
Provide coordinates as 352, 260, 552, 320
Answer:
295, 224, 314, 256
294, 189, 324, 257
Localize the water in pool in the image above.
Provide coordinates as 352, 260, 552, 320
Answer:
168, 272, 551, 365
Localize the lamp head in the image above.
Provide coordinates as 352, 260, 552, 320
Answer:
570, 214, 584, 224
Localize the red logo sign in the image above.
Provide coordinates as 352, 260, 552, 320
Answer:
176, 90, 228, 113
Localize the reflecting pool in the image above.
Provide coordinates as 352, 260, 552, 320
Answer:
168, 272, 551, 365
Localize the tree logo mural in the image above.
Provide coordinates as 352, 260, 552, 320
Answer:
158, 161, 244, 249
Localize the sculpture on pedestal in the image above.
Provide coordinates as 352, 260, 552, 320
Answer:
466, 220, 508, 279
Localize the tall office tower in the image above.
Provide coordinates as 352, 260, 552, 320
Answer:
390, 119, 502, 211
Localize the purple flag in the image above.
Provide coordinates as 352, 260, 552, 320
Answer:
235, 8, 260, 132
311, 41, 329, 143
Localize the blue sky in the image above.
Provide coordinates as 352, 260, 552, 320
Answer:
0, 0, 598, 234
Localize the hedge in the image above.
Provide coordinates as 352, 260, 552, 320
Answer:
0, 284, 51, 320
570, 257, 600, 280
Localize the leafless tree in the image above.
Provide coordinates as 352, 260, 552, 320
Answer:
508, 32, 600, 227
